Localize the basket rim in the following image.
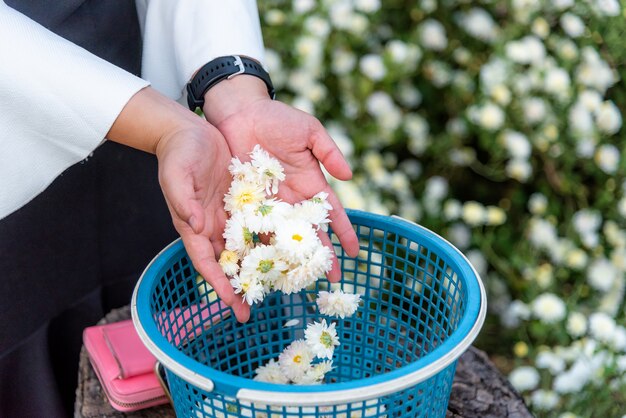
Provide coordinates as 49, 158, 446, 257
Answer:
132, 209, 487, 406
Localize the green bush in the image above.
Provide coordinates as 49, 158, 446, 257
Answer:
259, 0, 626, 416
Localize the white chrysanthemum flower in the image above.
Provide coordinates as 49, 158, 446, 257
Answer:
505, 158, 532, 183
595, 100, 622, 135
589, 312, 616, 343
240, 245, 288, 286
528, 218, 558, 249
528, 193, 548, 215
461, 201, 486, 226
224, 180, 266, 213
502, 130, 531, 159
275, 219, 320, 262
553, 357, 592, 394
228, 157, 258, 182
470, 102, 505, 131
243, 198, 291, 234
543, 67, 571, 100
359, 54, 386, 81
254, 359, 289, 384
560, 13, 585, 38
354, 0, 380, 13
532, 293, 566, 323
223, 212, 255, 256
522, 97, 546, 125
509, 366, 540, 392
587, 258, 619, 292
505, 36, 545, 64
595, 144, 620, 174
531, 390, 559, 410
305, 320, 340, 359
456, 8, 498, 43
419, 19, 447, 51
316, 289, 362, 319
230, 274, 265, 305
294, 360, 334, 385
568, 102, 594, 136
292, 200, 331, 231
595, 0, 620, 16
250, 145, 286, 196
307, 245, 334, 278
278, 339, 314, 381
536, 351, 565, 375
219, 250, 240, 276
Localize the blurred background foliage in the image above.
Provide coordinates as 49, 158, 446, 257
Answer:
258, 0, 626, 416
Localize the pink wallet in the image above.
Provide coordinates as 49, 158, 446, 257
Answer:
83, 319, 169, 412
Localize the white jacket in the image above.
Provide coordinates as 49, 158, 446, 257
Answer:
0, 0, 264, 218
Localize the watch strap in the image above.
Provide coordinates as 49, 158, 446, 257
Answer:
186, 55, 275, 111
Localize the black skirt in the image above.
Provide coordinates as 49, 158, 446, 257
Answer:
0, 2, 177, 416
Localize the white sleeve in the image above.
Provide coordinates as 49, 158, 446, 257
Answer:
0, 2, 150, 219
137, 0, 265, 100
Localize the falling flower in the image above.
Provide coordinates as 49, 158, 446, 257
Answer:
316, 289, 362, 319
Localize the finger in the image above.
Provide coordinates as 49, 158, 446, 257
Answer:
323, 186, 360, 258
308, 119, 353, 181
318, 231, 341, 283
179, 228, 250, 322
160, 170, 206, 234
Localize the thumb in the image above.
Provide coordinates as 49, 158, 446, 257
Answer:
160, 166, 206, 234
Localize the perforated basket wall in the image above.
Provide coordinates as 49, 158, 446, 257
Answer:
132, 210, 485, 418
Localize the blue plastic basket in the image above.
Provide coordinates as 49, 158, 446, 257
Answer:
132, 210, 486, 418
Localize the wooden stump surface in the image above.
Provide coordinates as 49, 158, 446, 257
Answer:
75, 306, 532, 418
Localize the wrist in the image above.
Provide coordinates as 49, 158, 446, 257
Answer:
202, 75, 270, 126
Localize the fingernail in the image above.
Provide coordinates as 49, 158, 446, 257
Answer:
188, 216, 198, 233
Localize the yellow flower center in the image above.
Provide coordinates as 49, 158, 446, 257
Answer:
238, 192, 255, 205
292, 234, 303, 242
293, 355, 302, 364
258, 260, 274, 273
320, 331, 334, 348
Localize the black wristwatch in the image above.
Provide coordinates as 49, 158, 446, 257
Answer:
186, 55, 275, 111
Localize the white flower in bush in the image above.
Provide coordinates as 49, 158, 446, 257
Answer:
470, 102, 505, 131
506, 159, 532, 182
461, 201, 486, 226
589, 312, 616, 343
576, 47, 617, 94
522, 97, 547, 125
359, 54, 386, 81
419, 19, 448, 51
587, 258, 619, 292
502, 300, 531, 328
595, 144, 620, 174
502, 130, 531, 159
331, 49, 356, 75
505, 36, 546, 64
292, 0, 315, 14
532, 293, 566, 323
456, 8, 498, 43
560, 13, 585, 38
595, 101, 622, 135
565, 314, 586, 341
354, 0, 380, 13
553, 357, 592, 394
531, 390, 560, 410
528, 193, 548, 215
568, 102, 595, 136
536, 351, 566, 374
543, 67, 571, 100
594, 0, 621, 16
509, 366, 540, 391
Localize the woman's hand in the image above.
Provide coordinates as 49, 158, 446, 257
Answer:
203, 76, 360, 282
107, 87, 250, 322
